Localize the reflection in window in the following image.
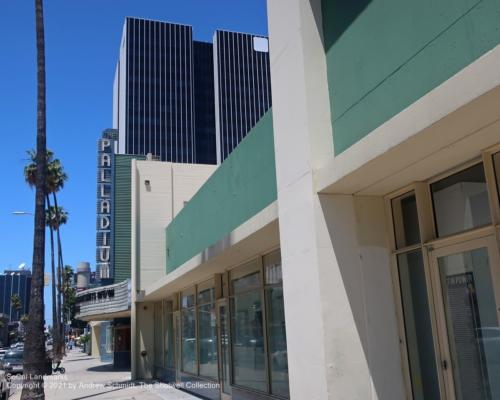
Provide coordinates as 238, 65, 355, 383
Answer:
231, 273, 267, 392
398, 251, 440, 400
493, 152, 500, 203
431, 163, 491, 237
181, 298, 197, 374
198, 287, 215, 304
392, 192, 420, 249
438, 248, 500, 399
165, 301, 175, 369
266, 286, 289, 397
198, 302, 218, 379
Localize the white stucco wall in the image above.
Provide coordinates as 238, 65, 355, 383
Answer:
132, 161, 215, 291
131, 160, 215, 380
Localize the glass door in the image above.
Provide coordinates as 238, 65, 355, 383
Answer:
430, 236, 500, 400
217, 300, 232, 399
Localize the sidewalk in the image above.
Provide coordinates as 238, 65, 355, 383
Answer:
10, 349, 199, 400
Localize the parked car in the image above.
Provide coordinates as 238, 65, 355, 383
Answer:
2, 351, 23, 375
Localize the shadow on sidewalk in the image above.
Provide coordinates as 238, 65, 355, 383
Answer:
70, 386, 127, 400
65, 357, 95, 362
86, 364, 130, 373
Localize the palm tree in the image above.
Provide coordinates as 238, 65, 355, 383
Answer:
26, 153, 68, 360
46, 205, 68, 357
62, 266, 76, 327
23, 0, 48, 397
45, 206, 60, 360
10, 294, 22, 322
46, 159, 68, 355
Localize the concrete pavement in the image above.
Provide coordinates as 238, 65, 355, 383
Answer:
9, 349, 199, 400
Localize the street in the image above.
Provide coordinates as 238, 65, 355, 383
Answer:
9, 349, 198, 400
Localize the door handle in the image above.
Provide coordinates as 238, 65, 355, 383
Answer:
442, 359, 448, 370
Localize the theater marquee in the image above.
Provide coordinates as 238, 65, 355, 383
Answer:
96, 135, 116, 280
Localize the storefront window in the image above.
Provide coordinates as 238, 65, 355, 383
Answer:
164, 301, 175, 369
266, 286, 289, 397
397, 251, 440, 400
494, 152, 500, 203
198, 286, 218, 379
431, 163, 491, 237
181, 290, 197, 374
231, 272, 267, 392
392, 192, 420, 248
438, 247, 500, 399
264, 251, 289, 397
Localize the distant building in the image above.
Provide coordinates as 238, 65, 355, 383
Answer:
113, 18, 201, 163
0, 270, 31, 322
213, 30, 272, 163
113, 17, 272, 165
193, 41, 217, 165
76, 262, 91, 292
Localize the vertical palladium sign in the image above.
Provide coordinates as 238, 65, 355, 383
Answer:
96, 132, 117, 280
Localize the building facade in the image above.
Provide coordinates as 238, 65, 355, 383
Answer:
128, 1, 500, 400
0, 270, 31, 322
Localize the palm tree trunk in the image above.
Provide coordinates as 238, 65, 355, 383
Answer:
52, 193, 64, 356
22, 0, 47, 398
47, 196, 60, 362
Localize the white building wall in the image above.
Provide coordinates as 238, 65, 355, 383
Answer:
130, 160, 215, 380
268, 0, 405, 399
134, 161, 172, 292
133, 161, 215, 291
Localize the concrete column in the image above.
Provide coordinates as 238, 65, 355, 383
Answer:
131, 159, 159, 380
135, 302, 155, 379
90, 322, 102, 358
268, 1, 405, 399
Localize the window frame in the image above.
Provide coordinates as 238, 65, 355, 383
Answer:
180, 287, 198, 375
385, 184, 445, 400
227, 249, 289, 398
197, 278, 218, 380
385, 150, 500, 400
229, 257, 269, 393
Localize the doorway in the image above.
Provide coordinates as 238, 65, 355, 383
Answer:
217, 299, 231, 399
429, 236, 500, 400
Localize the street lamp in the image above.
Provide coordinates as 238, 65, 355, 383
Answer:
12, 211, 34, 216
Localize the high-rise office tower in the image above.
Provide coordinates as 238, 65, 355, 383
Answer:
113, 18, 271, 165
0, 269, 32, 322
213, 31, 272, 163
193, 41, 217, 165
113, 17, 216, 164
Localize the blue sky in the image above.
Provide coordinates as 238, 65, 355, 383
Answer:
0, 0, 268, 326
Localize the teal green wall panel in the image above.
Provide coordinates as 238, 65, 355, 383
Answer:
112, 154, 145, 283
322, 0, 500, 154
166, 111, 276, 273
